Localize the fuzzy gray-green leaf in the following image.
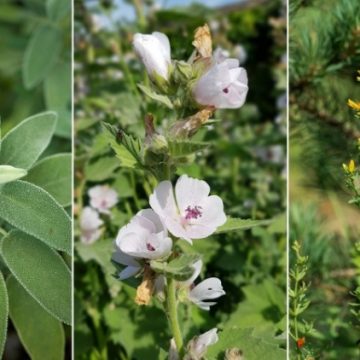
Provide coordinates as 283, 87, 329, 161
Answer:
0, 165, 27, 184
0, 180, 71, 254
23, 25, 62, 89
7, 275, 65, 360
0, 271, 8, 359
23, 154, 71, 206
0, 112, 57, 170
1, 231, 71, 324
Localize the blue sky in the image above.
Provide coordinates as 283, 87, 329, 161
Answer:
87, 0, 241, 24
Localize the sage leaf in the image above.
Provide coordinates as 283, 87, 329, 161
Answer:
46, 0, 70, 21
23, 154, 71, 206
23, 25, 62, 89
7, 275, 65, 360
0, 165, 27, 184
0, 112, 57, 170
0, 181, 71, 254
0, 272, 8, 359
44, 61, 71, 138
1, 231, 71, 324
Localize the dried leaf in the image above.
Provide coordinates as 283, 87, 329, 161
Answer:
170, 108, 214, 138
135, 267, 155, 306
192, 24, 212, 59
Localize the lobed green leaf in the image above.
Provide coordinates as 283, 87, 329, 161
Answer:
138, 84, 173, 109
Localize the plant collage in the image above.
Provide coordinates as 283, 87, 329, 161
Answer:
0, 0, 359, 359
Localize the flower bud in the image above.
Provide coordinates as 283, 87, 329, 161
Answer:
133, 32, 171, 81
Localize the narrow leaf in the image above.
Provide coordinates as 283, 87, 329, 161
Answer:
0, 181, 71, 254
0, 112, 57, 170
1, 230, 71, 324
215, 217, 272, 234
0, 165, 27, 184
168, 140, 209, 158
138, 84, 173, 109
23, 154, 71, 206
7, 275, 65, 360
0, 272, 8, 359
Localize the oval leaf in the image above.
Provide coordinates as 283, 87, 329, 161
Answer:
1, 230, 71, 324
23, 154, 71, 206
23, 25, 62, 89
0, 165, 27, 184
7, 275, 65, 360
0, 272, 8, 359
0, 180, 71, 254
0, 112, 57, 170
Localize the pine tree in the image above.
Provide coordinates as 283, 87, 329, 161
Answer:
290, 0, 360, 190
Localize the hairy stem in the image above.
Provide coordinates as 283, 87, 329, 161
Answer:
166, 276, 184, 358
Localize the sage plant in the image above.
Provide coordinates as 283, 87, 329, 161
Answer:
105, 24, 262, 359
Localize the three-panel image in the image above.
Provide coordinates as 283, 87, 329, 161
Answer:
0, 0, 359, 359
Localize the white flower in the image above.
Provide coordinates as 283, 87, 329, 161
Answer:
133, 32, 171, 81
187, 328, 219, 359
115, 209, 172, 260
182, 260, 225, 310
193, 54, 248, 109
149, 175, 226, 243
88, 185, 118, 215
80, 207, 103, 244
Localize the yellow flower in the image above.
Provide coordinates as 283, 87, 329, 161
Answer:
347, 99, 360, 111
349, 159, 355, 173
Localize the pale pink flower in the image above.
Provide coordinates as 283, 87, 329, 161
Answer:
115, 209, 172, 260
193, 53, 248, 109
187, 328, 219, 359
80, 207, 103, 244
88, 185, 118, 214
182, 260, 225, 310
149, 175, 226, 243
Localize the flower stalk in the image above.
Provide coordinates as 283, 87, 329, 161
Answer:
166, 276, 185, 358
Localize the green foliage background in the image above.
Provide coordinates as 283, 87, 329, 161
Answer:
290, 0, 360, 358
74, 0, 287, 359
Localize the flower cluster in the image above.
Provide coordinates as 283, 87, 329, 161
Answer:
80, 185, 118, 244
113, 175, 227, 356
133, 25, 248, 139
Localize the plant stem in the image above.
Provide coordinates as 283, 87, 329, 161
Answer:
166, 276, 184, 358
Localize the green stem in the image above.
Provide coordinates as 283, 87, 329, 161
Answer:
166, 276, 184, 358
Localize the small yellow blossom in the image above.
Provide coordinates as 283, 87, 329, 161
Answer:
349, 159, 355, 173
347, 99, 360, 111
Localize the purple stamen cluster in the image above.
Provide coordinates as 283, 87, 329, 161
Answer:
185, 206, 203, 220
146, 243, 156, 251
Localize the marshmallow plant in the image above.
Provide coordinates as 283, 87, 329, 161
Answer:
105, 24, 265, 359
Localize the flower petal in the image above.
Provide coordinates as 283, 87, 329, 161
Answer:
189, 277, 225, 307
175, 175, 210, 213
150, 180, 178, 219
118, 265, 141, 280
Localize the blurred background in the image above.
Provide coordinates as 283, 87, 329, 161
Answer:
0, 0, 71, 359
74, 0, 287, 358
289, 0, 360, 358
